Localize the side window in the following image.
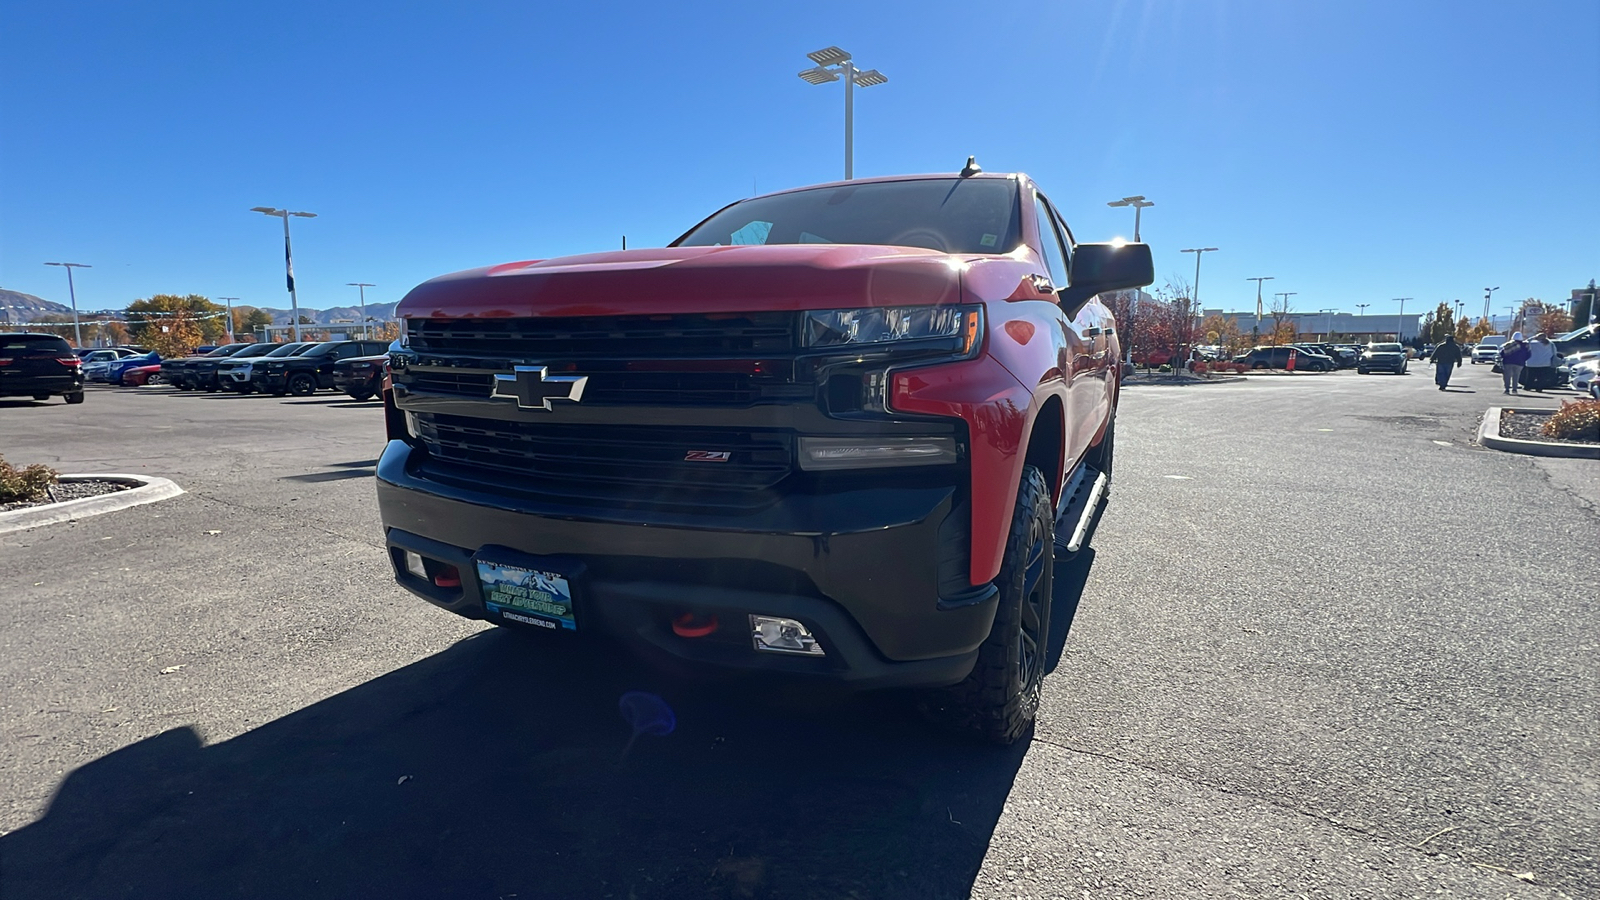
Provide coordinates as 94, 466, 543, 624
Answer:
1033, 194, 1069, 288
365, 341, 389, 356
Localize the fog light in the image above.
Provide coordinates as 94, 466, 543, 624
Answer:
797, 436, 957, 470
404, 550, 428, 580
750, 615, 825, 656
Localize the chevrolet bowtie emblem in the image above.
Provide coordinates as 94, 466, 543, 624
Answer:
489, 365, 589, 411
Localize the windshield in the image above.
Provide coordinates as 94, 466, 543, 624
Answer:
263, 343, 309, 358
674, 177, 1021, 255
1368, 343, 1402, 352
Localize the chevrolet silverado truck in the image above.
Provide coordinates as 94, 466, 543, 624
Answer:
377, 166, 1153, 742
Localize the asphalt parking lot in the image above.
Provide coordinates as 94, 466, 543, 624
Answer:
2, 365, 1596, 899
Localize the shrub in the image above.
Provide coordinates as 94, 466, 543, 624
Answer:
1541, 399, 1600, 442
1158, 364, 1173, 373
0, 455, 60, 504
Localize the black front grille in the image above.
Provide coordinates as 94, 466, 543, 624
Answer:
414, 413, 792, 505
409, 313, 796, 358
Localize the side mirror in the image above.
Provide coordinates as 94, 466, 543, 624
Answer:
1058, 242, 1155, 317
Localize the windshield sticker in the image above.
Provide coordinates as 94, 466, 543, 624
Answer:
980, 233, 998, 247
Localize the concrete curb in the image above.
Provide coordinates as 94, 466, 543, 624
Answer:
1477, 407, 1600, 460
1125, 376, 1249, 386
0, 474, 184, 535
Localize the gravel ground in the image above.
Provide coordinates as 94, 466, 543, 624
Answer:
0, 479, 130, 512
1499, 408, 1599, 445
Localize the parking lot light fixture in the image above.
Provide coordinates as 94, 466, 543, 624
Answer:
347, 283, 375, 338
217, 297, 239, 343
252, 207, 317, 342
1247, 276, 1274, 344
1483, 286, 1499, 322
44, 262, 90, 347
798, 46, 887, 180
1392, 297, 1412, 343
1107, 196, 1153, 242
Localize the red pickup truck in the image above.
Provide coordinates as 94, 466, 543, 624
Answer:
377, 166, 1152, 742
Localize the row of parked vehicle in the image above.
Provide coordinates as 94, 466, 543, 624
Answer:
11, 338, 392, 403
160, 340, 391, 399
1227, 342, 1402, 373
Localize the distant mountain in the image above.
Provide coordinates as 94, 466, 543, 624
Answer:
0, 289, 72, 323
249, 303, 399, 326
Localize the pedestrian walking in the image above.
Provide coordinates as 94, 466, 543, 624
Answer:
1499, 332, 1530, 395
1522, 333, 1559, 392
1431, 335, 1462, 390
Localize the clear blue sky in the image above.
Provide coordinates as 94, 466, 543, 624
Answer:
3, 0, 1596, 322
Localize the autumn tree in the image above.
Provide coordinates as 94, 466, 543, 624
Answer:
1531, 301, 1571, 336
371, 320, 400, 341
1454, 314, 1472, 342
1266, 294, 1296, 346
126, 294, 212, 356
1200, 313, 1245, 356
1423, 302, 1457, 343
232, 307, 273, 339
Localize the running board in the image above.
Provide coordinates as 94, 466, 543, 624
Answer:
1053, 465, 1108, 557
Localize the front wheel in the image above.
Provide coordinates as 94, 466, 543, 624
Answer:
64, 391, 85, 405
929, 465, 1054, 744
287, 373, 317, 396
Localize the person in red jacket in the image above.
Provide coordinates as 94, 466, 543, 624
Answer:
1431, 335, 1463, 390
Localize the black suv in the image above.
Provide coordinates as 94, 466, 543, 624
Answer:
0, 333, 84, 404
253, 340, 392, 396
165, 343, 252, 390
1234, 346, 1331, 371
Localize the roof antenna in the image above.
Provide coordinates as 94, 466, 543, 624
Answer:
960, 155, 982, 177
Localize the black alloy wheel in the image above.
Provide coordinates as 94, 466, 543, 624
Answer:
287, 372, 318, 396
929, 465, 1054, 744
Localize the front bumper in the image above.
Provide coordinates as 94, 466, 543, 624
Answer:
376, 439, 996, 690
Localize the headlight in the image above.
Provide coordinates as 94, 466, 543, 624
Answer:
397, 318, 411, 350
803, 305, 982, 356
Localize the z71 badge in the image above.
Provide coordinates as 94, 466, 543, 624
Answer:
684, 450, 731, 462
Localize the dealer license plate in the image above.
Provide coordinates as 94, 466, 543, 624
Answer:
476, 558, 577, 631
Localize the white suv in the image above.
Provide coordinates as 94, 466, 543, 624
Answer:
1471, 336, 1507, 364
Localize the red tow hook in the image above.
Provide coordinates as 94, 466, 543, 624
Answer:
433, 565, 462, 588
671, 613, 719, 638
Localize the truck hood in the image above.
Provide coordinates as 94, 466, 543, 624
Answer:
396, 245, 968, 319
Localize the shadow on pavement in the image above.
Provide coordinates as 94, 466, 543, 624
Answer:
4, 553, 1098, 900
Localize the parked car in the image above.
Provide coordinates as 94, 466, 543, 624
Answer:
331, 352, 390, 400
378, 166, 1153, 744
0, 332, 85, 404
1569, 359, 1600, 399
1471, 335, 1507, 364
1234, 346, 1330, 371
102, 351, 160, 384
1358, 342, 1409, 374
1289, 344, 1338, 371
120, 364, 165, 387
1552, 324, 1600, 358
252, 339, 392, 396
219, 339, 318, 389
80, 349, 132, 382
164, 344, 253, 390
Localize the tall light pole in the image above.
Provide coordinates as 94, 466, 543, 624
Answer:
1317, 308, 1338, 340
1181, 247, 1218, 307
1247, 276, 1274, 345
1392, 297, 1412, 342
43, 262, 90, 347
217, 297, 239, 344
1483, 285, 1499, 323
1107, 196, 1154, 242
251, 207, 317, 342
1273, 292, 1298, 343
347, 283, 375, 338
1454, 299, 1465, 329
798, 47, 887, 181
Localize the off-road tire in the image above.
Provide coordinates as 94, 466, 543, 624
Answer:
288, 373, 317, 396
931, 465, 1054, 744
